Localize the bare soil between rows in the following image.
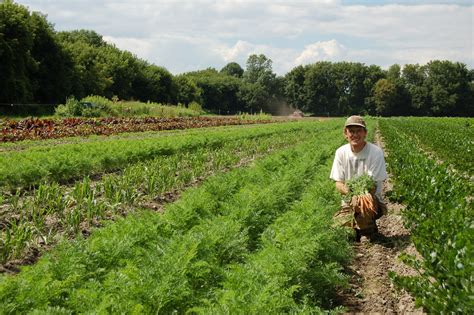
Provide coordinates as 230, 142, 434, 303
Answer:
336, 132, 425, 314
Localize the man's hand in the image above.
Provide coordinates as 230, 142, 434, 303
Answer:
336, 181, 349, 195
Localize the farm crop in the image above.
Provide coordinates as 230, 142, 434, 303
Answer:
0, 116, 276, 143
379, 118, 473, 313
1, 122, 329, 264
196, 157, 350, 313
0, 121, 315, 190
387, 117, 473, 174
3, 116, 469, 313
0, 120, 350, 313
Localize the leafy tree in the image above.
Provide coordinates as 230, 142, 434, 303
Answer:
303, 61, 338, 115
173, 75, 202, 105
373, 79, 398, 116
401, 64, 429, 115
132, 62, 174, 103
56, 31, 112, 98
284, 65, 307, 110
220, 62, 244, 78
99, 46, 138, 99
424, 60, 472, 116
29, 12, 74, 103
244, 54, 277, 90
387, 64, 401, 81
243, 54, 283, 112
237, 81, 269, 112
184, 69, 243, 113
333, 62, 370, 114
0, 0, 35, 103
56, 29, 106, 48
363, 65, 386, 115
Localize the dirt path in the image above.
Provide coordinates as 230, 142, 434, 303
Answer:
337, 132, 424, 314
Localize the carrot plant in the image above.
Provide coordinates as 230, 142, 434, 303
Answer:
197, 158, 350, 313
0, 120, 342, 265
0, 122, 349, 313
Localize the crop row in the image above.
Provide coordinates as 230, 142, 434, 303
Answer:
0, 121, 327, 190
0, 116, 277, 142
384, 117, 473, 174
1, 123, 332, 265
379, 119, 473, 313
0, 124, 349, 313
197, 157, 350, 313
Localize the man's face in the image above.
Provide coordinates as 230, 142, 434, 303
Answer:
344, 126, 367, 147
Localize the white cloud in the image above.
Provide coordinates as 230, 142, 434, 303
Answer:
217, 40, 254, 62
103, 36, 153, 58
295, 40, 347, 65
17, 0, 474, 74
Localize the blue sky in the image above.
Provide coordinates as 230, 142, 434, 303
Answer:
16, 0, 473, 75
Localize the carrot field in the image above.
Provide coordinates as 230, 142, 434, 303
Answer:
0, 117, 472, 313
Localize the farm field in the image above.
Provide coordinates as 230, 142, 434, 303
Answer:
0, 117, 472, 313
0, 116, 276, 143
379, 117, 473, 313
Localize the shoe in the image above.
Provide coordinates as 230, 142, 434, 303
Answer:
355, 229, 362, 242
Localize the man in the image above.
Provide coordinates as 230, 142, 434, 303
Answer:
330, 115, 387, 241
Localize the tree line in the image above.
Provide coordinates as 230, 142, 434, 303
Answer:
1, 0, 472, 116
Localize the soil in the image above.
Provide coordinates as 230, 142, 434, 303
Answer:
336, 131, 425, 314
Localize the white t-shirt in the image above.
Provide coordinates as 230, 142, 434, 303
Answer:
330, 142, 387, 199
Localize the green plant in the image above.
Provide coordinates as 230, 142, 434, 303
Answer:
187, 101, 203, 113
380, 118, 473, 313
55, 97, 83, 117
0, 120, 350, 313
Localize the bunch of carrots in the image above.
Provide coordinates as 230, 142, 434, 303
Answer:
346, 174, 377, 216
353, 193, 377, 215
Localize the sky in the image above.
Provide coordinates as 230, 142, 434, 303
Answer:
16, 0, 474, 75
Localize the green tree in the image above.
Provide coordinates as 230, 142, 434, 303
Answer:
387, 64, 401, 81
363, 64, 386, 115
244, 54, 276, 88
99, 46, 138, 99
284, 65, 307, 110
401, 64, 429, 115
184, 69, 244, 113
132, 62, 174, 103
173, 75, 202, 105
0, 0, 35, 103
29, 12, 74, 103
237, 81, 268, 112
373, 79, 398, 116
243, 54, 282, 112
424, 60, 471, 116
303, 61, 338, 115
57, 31, 112, 98
332, 62, 371, 114
220, 62, 244, 78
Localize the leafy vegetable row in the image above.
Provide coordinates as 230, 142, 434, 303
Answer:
0, 116, 276, 143
198, 157, 350, 313
379, 119, 473, 313
384, 117, 473, 174
0, 125, 349, 313
1, 126, 316, 264
0, 120, 337, 189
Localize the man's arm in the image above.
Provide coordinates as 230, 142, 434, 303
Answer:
335, 181, 349, 195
